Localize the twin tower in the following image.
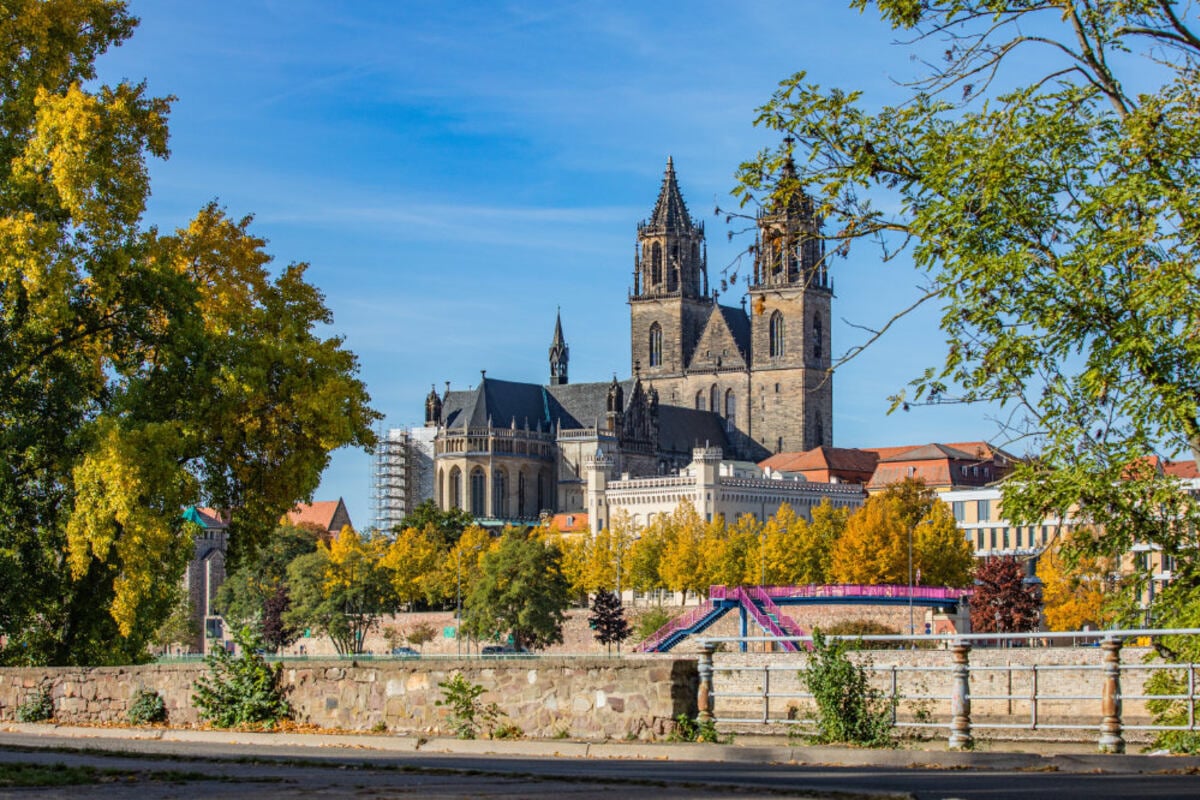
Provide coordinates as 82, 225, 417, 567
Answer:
624, 156, 833, 459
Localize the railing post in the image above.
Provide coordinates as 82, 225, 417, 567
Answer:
949, 638, 973, 750
1098, 636, 1125, 754
697, 642, 715, 724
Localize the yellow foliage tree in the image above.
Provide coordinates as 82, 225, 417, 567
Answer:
1038, 537, 1116, 631
657, 501, 709, 600
381, 526, 442, 606
913, 501, 975, 588
830, 494, 908, 585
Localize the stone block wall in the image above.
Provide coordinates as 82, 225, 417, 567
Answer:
0, 657, 698, 740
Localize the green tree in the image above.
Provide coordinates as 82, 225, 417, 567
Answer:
284, 528, 397, 655
216, 523, 320, 650
0, 2, 376, 666
396, 499, 473, 548
461, 530, 570, 651
737, 1, 1200, 601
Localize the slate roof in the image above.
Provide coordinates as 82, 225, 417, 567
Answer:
441, 378, 552, 431
647, 156, 695, 230
657, 406, 729, 455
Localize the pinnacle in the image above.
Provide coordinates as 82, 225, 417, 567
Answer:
648, 156, 693, 230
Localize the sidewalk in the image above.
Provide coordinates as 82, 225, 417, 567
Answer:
4, 722, 1200, 774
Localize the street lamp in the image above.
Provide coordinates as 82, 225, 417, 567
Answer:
910, 519, 932, 639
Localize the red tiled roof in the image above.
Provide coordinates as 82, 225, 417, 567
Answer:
286, 500, 346, 532
1164, 460, 1198, 479
546, 512, 589, 533
195, 507, 229, 529
759, 446, 878, 474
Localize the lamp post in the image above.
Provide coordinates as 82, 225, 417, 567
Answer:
910, 519, 931, 639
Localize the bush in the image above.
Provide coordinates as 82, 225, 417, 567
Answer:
436, 673, 501, 739
192, 628, 291, 729
127, 689, 167, 725
801, 630, 895, 747
666, 713, 727, 743
634, 608, 674, 641
1146, 668, 1200, 753
821, 620, 906, 650
15, 688, 53, 723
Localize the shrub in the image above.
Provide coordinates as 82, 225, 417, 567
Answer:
634, 608, 674, 641
1146, 668, 1200, 753
436, 673, 500, 739
821, 620, 905, 649
15, 688, 53, 723
127, 689, 167, 725
192, 628, 291, 729
801, 630, 895, 747
666, 713, 726, 743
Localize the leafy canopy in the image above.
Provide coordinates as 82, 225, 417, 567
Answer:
736, 0, 1200, 592
0, 1, 377, 665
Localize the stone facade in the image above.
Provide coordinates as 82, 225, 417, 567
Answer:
0, 658, 697, 740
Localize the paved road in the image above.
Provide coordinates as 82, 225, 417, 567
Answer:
2, 731, 1200, 799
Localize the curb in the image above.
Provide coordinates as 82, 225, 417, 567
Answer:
4, 723, 1200, 774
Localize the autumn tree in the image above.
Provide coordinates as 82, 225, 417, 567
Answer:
381, 525, 442, 607
830, 495, 909, 585
626, 523, 667, 597
285, 528, 397, 655
970, 556, 1041, 634
461, 529, 571, 651
396, 499, 473, 548
1038, 536, 1116, 632
703, 513, 755, 588
657, 502, 709, 601
0, 2, 376, 666
737, 1, 1200, 613
437, 524, 497, 611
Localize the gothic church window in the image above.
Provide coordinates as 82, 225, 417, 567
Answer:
517, 471, 526, 517
649, 323, 662, 367
813, 312, 823, 360
769, 311, 785, 357
695, 391, 704, 411
725, 390, 736, 421
449, 467, 462, 511
470, 467, 486, 517
650, 243, 662, 285
710, 385, 719, 416
492, 469, 507, 518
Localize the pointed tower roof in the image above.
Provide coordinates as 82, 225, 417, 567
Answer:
551, 307, 566, 350
648, 156, 694, 230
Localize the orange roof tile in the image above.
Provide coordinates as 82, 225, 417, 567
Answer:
1165, 460, 1199, 479
286, 499, 347, 532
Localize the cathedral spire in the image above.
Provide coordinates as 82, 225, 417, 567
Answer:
648, 156, 695, 231
548, 307, 569, 386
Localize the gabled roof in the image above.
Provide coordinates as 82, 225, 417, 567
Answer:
877, 443, 979, 463
287, 499, 349, 533
441, 377, 552, 431
647, 156, 695, 230
183, 506, 229, 530
1165, 459, 1199, 479
760, 446, 879, 475
714, 304, 751, 361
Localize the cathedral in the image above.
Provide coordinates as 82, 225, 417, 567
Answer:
422, 156, 834, 522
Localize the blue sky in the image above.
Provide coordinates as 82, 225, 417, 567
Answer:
97, 1, 1011, 527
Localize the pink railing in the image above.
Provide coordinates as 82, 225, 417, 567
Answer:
634, 600, 718, 653
732, 587, 798, 652
749, 583, 972, 602
746, 586, 809, 647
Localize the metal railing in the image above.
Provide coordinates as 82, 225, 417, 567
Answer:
695, 628, 1200, 752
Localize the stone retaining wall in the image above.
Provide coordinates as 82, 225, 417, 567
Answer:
0, 657, 698, 740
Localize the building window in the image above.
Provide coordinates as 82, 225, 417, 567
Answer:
952, 501, 965, 522
470, 467, 486, 517
492, 469, 507, 518
725, 389, 736, 421
776, 437, 783, 453
769, 311, 785, 357
537, 471, 547, 513
977, 499, 990, 522
812, 312, 822, 359
695, 391, 704, 411
449, 467, 462, 510
649, 323, 662, 367
990, 528, 997, 549
517, 471, 526, 517
710, 384, 719, 416
650, 242, 662, 285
